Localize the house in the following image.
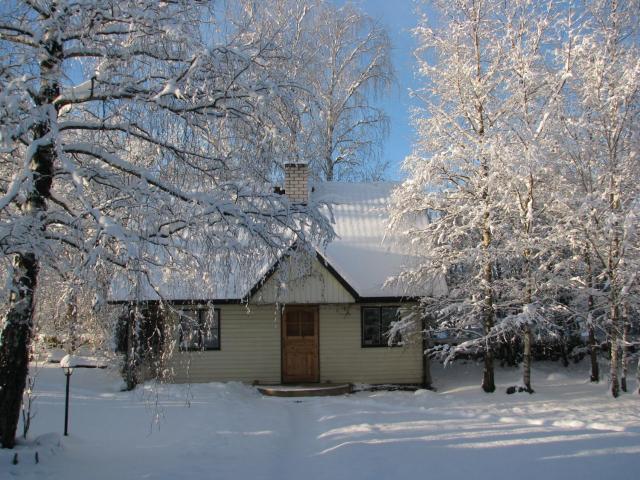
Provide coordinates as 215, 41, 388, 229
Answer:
111, 164, 445, 386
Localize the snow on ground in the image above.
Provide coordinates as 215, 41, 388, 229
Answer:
2, 362, 639, 480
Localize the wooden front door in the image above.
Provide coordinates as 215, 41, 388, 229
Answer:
282, 307, 319, 383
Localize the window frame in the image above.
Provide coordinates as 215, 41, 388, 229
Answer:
178, 307, 221, 351
360, 306, 402, 348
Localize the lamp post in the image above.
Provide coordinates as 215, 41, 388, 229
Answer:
63, 365, 73, 436
60, 355, 106, 436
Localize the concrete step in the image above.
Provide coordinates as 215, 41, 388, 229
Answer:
257, 383, 352, 397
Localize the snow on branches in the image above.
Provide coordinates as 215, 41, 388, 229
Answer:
392, 0, 640, 395
0, 0, 342, 448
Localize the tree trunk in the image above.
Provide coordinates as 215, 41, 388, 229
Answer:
588, 325, 599, 382
0, 134, 54, 447
0, 255, 39, 449
621, 304, 629, 393
523, 324, 533, 393
481, 244, 495, 393
520, 175, 535, 393
325, 122, 335, 181
65, 292, 78, 353
558, 316, 569, 368
123, 305, 140, 391
636, 356, 640, 395
422, 317, 433, 390
609, 304, 620, 398
480, 171, 495, 393
607, 168, 621, 398
586, 250, 599, 382
0, 14, 60, 447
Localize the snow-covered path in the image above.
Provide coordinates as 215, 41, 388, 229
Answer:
2, 363, 639, 479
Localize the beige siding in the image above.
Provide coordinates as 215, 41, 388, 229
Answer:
169, 305, 281, 384
319, 304, 423, 384
165, 302, 422, 385
252, 257, 355, 305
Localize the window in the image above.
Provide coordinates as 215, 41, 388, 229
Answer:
179, 308, 220, 351
361, 306, 401, 347
285, 312, 315, 337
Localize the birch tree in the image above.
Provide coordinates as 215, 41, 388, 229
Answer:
554, 0, 640, 397
299, 1, 393, 181
495, 0, 577, 393
0, 0, 330, 448
391, 0, 510, 393
220, 0, 393, 182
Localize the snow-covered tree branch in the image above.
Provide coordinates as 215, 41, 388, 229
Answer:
392, 0, 639, 395
0, 0, 333, 448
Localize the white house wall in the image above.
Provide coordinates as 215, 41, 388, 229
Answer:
166, 302, 423, 385
168, 305, 281, 384
318, 304, 423, 384
251, 256, 355, 305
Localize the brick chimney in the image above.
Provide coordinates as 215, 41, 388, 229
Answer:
284, 162, 309, 203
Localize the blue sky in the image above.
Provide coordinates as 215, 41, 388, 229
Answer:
332, 0, 427, 180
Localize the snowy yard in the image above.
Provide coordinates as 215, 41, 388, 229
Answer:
3, 362, 639, 480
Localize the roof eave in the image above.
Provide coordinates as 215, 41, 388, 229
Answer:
107, 298, 244, 305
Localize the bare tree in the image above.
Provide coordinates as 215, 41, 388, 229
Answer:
298, 1, 393, 181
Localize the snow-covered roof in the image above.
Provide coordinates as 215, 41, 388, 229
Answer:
109, 251, 267, 302
110, 181, 444, 302
313, 182, 440, 298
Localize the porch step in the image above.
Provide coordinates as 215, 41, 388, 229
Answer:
257, 383, 352, 397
